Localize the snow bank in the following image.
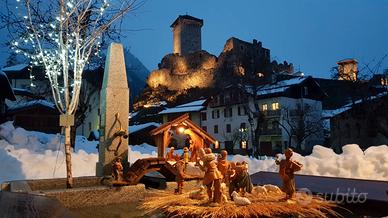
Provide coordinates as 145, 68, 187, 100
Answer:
0, 121, 387, 183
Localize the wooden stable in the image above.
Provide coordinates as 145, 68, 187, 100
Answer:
150, 113, 218, 157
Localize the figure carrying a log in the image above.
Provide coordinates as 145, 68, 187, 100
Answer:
275, 148, 303, 200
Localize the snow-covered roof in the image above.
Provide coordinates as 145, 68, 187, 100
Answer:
176, 99, 206, 107
8, 100, 56, 111
128, 111, 139, 119
323, 91, 388, 118
129, 122, 160, 133
256, 77, 306, 96
158, 99, 206, 115
1, 64, 29, 72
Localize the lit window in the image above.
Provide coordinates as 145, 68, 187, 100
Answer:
262, 104, 268, 111
240, 140, 247, 149
272, 102, 279, 110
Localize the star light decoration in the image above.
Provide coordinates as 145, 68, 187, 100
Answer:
11, 0, 109, 115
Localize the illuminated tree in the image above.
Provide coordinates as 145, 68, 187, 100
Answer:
9, 0, 142, 188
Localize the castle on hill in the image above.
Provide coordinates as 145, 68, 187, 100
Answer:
146, 15, 294, 93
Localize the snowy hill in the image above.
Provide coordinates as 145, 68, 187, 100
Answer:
124, 49, 150, 103
0, 121, 387, 183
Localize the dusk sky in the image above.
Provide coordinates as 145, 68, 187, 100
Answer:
1, 0, 388, 79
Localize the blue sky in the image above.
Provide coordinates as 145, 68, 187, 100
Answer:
1, 0, 388, 78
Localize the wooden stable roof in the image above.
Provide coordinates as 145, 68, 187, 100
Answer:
150, 113, 217, 145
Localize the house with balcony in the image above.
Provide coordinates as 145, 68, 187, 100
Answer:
254, 76, 326, 155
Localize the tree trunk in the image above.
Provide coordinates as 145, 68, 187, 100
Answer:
64, 125, 73, 188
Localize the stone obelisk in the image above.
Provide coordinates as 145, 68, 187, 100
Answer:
96, 43, 129, 177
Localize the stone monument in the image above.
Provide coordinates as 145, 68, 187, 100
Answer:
96, 43, 130, 177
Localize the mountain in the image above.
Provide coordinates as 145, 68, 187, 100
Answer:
124, 48, 150, 103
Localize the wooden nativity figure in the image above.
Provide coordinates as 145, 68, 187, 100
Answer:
199, 148, 223, 203
112, 156, 124, 182
275, 148, 303, 200
229, 161, 253, 197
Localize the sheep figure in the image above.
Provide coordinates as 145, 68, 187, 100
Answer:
263, 184, 282, 194
231, 191, 251, 205
252, 185, 267, 195
189, 185, 207, 200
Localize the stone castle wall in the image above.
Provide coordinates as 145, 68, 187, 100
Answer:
173, 20, 202, 55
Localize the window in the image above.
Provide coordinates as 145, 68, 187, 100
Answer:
224, 107, 233, 118
214, 125, 219, 134
201, 112, 207, 121
202, 126, 207, 132
88, 122, 92, 132
88, 104, 92, 112
262, 104, 268, 111
238, 106, 241, 116
272, 102, 279, 110
226, 124, 231, 133
240, 140, 247, 149
212, 110, 220, 119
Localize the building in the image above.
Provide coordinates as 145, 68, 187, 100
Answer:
171, 15, 203, 55
253, 77, 326, 155
201, 85, 252, 155
336, 59, 358, 81
203, 77, 325, 155
0, 71, 16, 123
6, 100, 61, 134
158, 99, 207, 124
326, 92, 388, 152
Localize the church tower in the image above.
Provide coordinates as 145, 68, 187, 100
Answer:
171, 15, 203, 55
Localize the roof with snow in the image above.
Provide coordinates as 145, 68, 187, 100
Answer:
254, 76, 327, 101
129, 122, 160, 134
7, 100, 56, 112
1, 64, 29, 72
0, 71, 16, 101
256, 77, 306, 95
323, 91, 388, 118
159, 99, 206, 115
2, 64, 30, 80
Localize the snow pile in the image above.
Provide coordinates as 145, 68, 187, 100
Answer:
0, 121, 387, 183
0, 122, 98, 182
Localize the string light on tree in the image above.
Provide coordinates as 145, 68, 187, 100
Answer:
11, 0, 142, 188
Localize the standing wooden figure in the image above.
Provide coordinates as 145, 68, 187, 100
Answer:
112, 157, 124, 182
275, 148, 303, 199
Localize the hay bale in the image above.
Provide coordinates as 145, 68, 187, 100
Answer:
140, 189, 339, 218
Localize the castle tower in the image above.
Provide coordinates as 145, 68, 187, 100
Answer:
171, 15, 203, 55
337, 59, 358, 81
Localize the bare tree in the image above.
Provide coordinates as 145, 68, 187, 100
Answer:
7, 0, 143, 188
280, 103, 324, 153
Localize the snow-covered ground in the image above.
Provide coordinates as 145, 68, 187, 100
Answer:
0, 121, 387, 183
